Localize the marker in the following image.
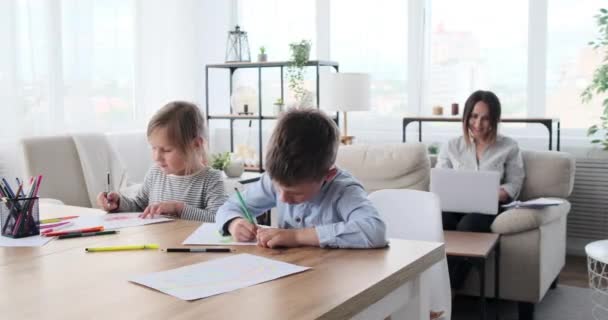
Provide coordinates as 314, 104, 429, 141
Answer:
43, 226, 104, 237
233, 188, 256, 225
57, 230, 119, 239
40, 216, 79, 224
85, 244, 160, 252
163, 248, 233, 253
40, 221, 71, 229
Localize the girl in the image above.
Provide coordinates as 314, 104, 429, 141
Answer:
97, 101, 228, 222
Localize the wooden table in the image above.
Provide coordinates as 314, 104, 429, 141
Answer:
444, 230, 500, 320
1, 204, 444, 319
402, 117, 561, 151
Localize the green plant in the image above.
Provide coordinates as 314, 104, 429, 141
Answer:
287, 40, 312, 103
581, 8, 608, 150
274, 98, 283, 105
259, 46, 266, 55
211, 152, 231, 170
427, 143, 440, 155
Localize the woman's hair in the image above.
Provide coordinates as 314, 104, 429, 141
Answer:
462, 90, 501, 145
147, 101, 208, 172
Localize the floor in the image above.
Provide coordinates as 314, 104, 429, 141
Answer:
560, 255, 588, 288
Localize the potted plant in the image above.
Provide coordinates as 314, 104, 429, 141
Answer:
273, 98, 284, 115
211, 152, 244, 178
581, 8, 608, 150
258, 46, 267, 62
287, 40, 312, 104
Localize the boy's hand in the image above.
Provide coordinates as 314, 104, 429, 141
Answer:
228, 218, 257, 242
257, 228, 321, 248
140, 201, 184, 219
97, 192, 120, 212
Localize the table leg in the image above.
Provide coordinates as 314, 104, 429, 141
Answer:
557, 121, 561, 151
418, 120, 422, 142
549, 122, 553, 150
477, 258, 487, 320
495, 243, 500, 320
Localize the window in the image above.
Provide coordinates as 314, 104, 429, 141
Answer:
330, 0, 408, 114
546, 0, 604, 129
429, 0, 529, 117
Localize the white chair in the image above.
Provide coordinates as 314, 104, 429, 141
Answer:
369, 189, 451, 320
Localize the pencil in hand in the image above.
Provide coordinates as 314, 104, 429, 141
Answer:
233, 188, 256, 225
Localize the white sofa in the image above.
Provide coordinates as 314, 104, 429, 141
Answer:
336, 143, 575, 320
21, 132, 152, 208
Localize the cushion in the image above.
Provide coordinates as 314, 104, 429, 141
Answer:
336, 143, 430, 192
519, 150, 575, 200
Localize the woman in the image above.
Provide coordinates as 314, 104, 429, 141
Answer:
436, 90, 525, 289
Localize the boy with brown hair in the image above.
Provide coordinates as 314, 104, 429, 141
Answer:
216, 108, 387, 248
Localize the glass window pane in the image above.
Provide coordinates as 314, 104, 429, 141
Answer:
547, 0, 605, 129
429, 0, 528, 117
330, 0, 408, 114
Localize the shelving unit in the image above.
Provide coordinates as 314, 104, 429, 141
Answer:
205, 60, 339, 172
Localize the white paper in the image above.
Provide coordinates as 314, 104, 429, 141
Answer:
129, 253, 310, 300
0, 235, 53, 247
69, 212, 173, 231
502, 197, 563, 209
182, 223, 258, 246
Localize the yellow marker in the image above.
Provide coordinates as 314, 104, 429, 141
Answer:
85, 244, 159, 252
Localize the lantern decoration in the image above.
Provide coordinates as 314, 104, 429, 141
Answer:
225, 25, 251, 62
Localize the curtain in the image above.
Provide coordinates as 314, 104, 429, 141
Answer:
0, 0, 232, 177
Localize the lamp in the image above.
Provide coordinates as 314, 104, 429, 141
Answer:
225, 25, 251, 62
320, 73, 371, 145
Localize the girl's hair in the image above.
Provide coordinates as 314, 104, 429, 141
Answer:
147, 101, 208, 173
462, 90, 501, 146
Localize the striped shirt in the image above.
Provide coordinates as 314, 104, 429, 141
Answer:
117, 165, 228, 222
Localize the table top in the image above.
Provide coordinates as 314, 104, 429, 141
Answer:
443, 230, 499, 258
0, 204, 444, 320
403, 116, 559, 123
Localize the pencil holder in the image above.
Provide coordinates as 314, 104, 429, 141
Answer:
1, 197, 40, 238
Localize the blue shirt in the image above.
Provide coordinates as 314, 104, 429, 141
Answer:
215, 169, 387, 248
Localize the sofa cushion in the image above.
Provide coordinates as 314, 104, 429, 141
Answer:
336, 143, 430, 192
491, 199, 571, 234
519, 150, 575, 200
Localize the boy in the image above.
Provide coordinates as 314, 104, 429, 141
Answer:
215, 108, 387, 249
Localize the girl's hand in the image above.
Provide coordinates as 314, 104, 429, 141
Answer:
97, 192, 120, 212
228, 218, 257, 242
140, 201, 184, 219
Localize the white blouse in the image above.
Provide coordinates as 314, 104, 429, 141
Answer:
436, 134, 525, 200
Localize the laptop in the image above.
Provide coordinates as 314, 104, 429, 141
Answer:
430, 168, 501, 215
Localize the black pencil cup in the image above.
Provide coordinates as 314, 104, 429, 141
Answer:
1, 197, 40, 238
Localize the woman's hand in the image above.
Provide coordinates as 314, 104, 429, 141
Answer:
139, 201, 184, 219
499, 188, 511, 203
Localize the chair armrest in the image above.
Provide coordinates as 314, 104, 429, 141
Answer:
491, 199, 571, 235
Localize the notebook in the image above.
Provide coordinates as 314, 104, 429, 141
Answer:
430, 168, 501, 215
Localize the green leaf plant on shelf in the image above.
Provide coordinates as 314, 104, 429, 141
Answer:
287, 40, 312, 106
211, 152, 244, 178
581, 8, 608, 150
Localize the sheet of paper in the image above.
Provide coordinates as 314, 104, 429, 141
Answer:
0, 235, 54, 247
68, 212, 173, 230
182, 223, 257, 246
502, 197, 563, 209
129, 253, 310, 301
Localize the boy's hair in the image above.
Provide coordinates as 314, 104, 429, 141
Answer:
147, 101, 208, 169
265, 108, 339, 186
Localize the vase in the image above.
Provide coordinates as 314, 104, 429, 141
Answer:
258, 53, 267, 62
224, 160, 244, 178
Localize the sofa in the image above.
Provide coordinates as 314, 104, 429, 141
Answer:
336, 143, 575, 320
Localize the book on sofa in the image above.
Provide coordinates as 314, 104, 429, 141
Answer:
501, 197, 563, 209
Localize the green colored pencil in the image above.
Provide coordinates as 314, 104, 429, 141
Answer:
234, 188, 256, 225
